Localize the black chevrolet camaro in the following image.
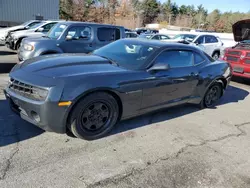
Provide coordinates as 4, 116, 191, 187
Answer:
4, 39, 232, 140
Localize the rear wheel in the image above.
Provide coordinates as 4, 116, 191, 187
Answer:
200, 83, 223, 108
68, 92, 119, 140
212, 52, 220, 60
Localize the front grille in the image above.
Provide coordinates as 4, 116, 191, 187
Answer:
245, 59, 250, 64
227, 51, 241, 56
9, 78, 34, 97
227, 56, 239, 62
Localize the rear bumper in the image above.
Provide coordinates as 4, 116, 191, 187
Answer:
4, 88, 68, 134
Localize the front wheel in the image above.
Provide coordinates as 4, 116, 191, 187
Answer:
68, 92, 119, 140
200, 83, 223, 108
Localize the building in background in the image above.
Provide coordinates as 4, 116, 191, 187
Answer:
0, 0, 59, 27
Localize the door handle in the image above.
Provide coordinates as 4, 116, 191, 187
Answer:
89, 43, 93, 47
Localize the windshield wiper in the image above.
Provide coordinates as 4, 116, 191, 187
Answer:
96, 55, 119, 67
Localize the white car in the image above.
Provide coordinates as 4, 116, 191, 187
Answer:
5, 20, 63, 50
164, 34, 224, 60
0, 20, 42, 44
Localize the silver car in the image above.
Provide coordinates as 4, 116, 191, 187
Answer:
0, 20, 42, 44
5, 20, 63, 50
165, 34, 224, 60
191, 34, 224, 60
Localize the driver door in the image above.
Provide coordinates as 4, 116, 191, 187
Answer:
59, 26, 94, 53
141, 50, 199, 111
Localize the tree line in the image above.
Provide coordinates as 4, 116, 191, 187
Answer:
59, 0, 250, 33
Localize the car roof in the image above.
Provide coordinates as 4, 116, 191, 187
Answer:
121, 38, 201, 50
59, 21, 124, 28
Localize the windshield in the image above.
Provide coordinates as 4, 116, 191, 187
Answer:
138, 34, 152, 39
21, 21, 32, 26
47, 24, 67, 39
93, 40, 158, 70
28, 22, 45, 29
173, 34, 197, 41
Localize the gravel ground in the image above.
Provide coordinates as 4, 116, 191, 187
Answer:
1, 46, 250, 188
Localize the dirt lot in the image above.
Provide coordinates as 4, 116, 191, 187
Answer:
1, 45, 250, 188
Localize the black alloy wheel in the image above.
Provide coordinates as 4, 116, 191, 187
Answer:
204, 83, 222, 108
68, 92, 119, 140
80, 102, 111, 132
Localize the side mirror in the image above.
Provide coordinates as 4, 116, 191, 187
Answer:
66, 35, 73, 41
147, 63, 170, 73
37, 27, 44, 32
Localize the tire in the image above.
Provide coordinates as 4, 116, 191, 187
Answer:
212, 52, 220, 60
68, 92, 119, 140
16, 42, 21, 51
199, 82, 223, 109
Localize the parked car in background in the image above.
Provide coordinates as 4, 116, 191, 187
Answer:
221, 19, 250, 79
165, 33, 224, 60
167, 34, 198, 43
191, 34, 224, 60
138, 33, 170, 41
0, 20, 42, 44
5, 20, 62, 50
5, 39, 232, 140
135, 28, 159, 35
125, 32, 138, 38
18, 22, 125, 61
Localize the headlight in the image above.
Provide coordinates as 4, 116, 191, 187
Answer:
32, 87, 49, 101
23, 43, 34, 51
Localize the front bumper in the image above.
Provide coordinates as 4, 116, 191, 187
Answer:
230, 63, 250, 79
5, 35, 16, 50
4, 87, 68, 134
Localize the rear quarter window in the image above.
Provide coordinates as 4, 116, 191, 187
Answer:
97, 27, 121, 42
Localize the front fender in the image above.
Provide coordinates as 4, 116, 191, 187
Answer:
35, 47, 63, 56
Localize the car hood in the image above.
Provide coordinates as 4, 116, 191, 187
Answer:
12, 29, 42, 38
232, 19, 250, 42
11, 54, 126, 78
22, 36, 55, 45
0, 25, 24, 33
0, 25, 25, 39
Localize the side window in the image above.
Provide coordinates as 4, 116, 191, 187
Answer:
66, 26, 91, 40
205, 35, 218, 43
194, 53, 205, 65
132, 33, 138, 38
160, 35, 169, 40
97, 27, 120, 42
155, 50, 194, 68
151, 35, 160, 40
195, 36, 205, 44
41, 23, 57, 32
211, 36, 218, 43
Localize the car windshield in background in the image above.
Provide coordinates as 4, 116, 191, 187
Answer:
138, 34, 152, 39
173, 34, 197, 41
21, 20, 33, 26
93, 40, 158, 70
28, 22, 45, 29
47, 24, 67, 39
